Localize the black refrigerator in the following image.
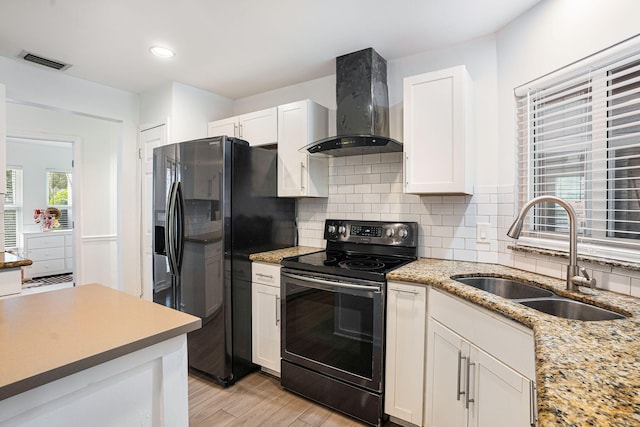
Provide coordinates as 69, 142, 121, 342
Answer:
152, 135, 296, 386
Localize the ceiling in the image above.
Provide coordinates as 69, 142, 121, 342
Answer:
0, 0, 540, 100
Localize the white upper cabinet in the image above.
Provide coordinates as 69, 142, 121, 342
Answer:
403, 65, 474, 195
277, 100, 328, 198
206, 117, 237, 141
207, 107, 278, 146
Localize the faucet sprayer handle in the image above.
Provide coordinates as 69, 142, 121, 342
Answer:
579, 267, 596, 288
580, 267, 590, 280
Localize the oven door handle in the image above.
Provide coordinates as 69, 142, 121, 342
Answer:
282, 272, 382, 292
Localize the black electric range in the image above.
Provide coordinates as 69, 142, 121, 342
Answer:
282, 219, 419, 282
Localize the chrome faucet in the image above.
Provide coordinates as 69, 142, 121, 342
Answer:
507, 196, 596, 292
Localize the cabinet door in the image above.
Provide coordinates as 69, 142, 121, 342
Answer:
469, 346, 533, 427
251, 282, 280, 373
278, 101, 306, 196
385, 282, 427, 425
238, 107, 277, 146
207, 117, 238, 138
425, 319, 468, 427
404, 65, 473, 195
277, 100, 328, 197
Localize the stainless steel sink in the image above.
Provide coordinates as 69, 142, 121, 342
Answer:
519, 298, 626, 321
453, 276, 555, 299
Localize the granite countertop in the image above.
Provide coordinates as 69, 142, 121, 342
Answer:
0, 284, 201, 400
387, 258, 640, 427
249, 246, 323, 264
0, 252, 32, 270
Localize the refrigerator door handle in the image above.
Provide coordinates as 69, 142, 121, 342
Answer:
174, 181, 185, 273
165, 182, 179, 275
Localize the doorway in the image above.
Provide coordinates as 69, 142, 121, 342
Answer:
6, 136, 76, 292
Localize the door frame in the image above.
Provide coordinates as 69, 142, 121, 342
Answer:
5, 129, 81, 284
139, 121, 169, 300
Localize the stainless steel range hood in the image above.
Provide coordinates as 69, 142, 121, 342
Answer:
303, 48, 402, 157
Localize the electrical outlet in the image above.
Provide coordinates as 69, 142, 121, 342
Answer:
476, 223, 491, 244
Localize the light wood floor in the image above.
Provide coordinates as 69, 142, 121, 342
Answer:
189, 370, 401, 427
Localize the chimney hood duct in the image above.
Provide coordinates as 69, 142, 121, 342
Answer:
303, 48, 402, 157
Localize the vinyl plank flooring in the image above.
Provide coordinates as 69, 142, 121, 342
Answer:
188, 371, 401, 427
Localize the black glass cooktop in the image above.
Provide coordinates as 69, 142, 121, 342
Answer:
282, 250, 414, 282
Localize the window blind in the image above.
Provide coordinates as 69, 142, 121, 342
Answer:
4, 169, 22, 249
47, 170, 73, 230
515, 46, 640, 261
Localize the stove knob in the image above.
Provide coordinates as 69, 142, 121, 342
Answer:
327, 225, 336, 234
398, 228, 409, 239
385, 228, 395, 238
338, 225, 346, 235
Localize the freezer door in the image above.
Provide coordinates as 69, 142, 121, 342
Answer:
152, 143, 178, 307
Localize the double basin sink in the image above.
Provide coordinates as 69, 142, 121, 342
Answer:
452, 276, 625, 321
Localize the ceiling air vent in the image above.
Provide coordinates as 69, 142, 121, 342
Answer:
19, 50, 71, 71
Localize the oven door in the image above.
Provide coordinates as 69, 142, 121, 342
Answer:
281, 268, 385, 392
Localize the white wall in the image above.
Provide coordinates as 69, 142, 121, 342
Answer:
6, 138, 73, 233
495, 0, 640, 297
0, 56, 138, 294
139, 82, 234, 142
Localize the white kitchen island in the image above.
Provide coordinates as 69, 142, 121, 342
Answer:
0, 284, 201, 426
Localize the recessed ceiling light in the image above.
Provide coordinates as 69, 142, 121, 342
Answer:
149, 46, 175, 58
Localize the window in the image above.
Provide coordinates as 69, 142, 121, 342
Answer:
515, 42, 640, 261
4, 168, 23, 249
46, 170, 73, 229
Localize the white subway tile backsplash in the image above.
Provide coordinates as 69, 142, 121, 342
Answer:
354, 184, 372, 194
345, 194, 363, 204
477, 251, 499, 264
631, 277, 640, 298
329, 175, 346, 185
431, 204, 454, 215
295, 154, 640, 297
390, 183, 404, 193
362, 174, 381, 184
371, 163, 391, 174
454, 249, 477, 262
354, 164, 372, 174
431, 226, 454, 238
345, 175, 363, 185
362, 193, 381, 204
592, 270, 631, 295
345, 156, 363, 166
381, 172, 402, 183
371, 183, 391, 194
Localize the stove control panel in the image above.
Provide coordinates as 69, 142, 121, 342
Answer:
324, 219, 418, 247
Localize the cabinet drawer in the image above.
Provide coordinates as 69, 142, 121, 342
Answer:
27, 235, 65, 250
429, 288, 535, 379
24, 259, 66, 278
27, 247, 65, 262
252, 262, 281, 287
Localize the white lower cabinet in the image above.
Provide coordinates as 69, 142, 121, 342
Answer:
426, 320, 532, 427
425, 289, 536, 427
251, 262, 282, 375
385, 281, 427, 425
